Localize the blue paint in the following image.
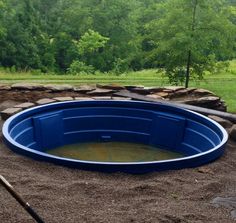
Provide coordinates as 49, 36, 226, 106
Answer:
2, 100, 228, 173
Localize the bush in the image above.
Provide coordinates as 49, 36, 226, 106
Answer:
112, 58, 129, 75
67, 60, 95, 75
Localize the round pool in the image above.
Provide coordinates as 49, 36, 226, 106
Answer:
2, 100, 228, 173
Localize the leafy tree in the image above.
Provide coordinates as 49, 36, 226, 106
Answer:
0, 1, 5, 38
74, 29, 109, 70
53, 32, 79, 72
145, 0, 236, 87
67, 60, 95, 75
73, 0, 140, 71
0, 0, 235, 74
37, 34, 55, 72
0, 0, 42, 69
77, 29, 109, 54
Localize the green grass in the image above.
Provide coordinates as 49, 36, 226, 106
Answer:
189, 80, 236, 113
0, 61, 236, 112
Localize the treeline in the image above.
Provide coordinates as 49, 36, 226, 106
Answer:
0, 0, 235, 78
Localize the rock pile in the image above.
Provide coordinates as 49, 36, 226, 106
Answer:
0, 83, 227, 111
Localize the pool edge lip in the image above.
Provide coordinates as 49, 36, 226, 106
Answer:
2, 100, 228, 170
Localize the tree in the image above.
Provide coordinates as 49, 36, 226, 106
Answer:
0, 0, 235, 74
53, 32, 78, 72
145, 0, 236, 87
0, 1, 5, 38
67, 29, 109, 74
0, 0, 43, 69
63, 0, 140, 71
77, 29, 109, 55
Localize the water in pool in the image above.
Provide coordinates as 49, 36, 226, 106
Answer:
47, 142, 183, 162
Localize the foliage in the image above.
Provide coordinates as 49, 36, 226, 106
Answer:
67, 60, 95, 75
77, 29, 109, 55
144, 0, 236, 85
0, 0, 5, 38
112, 58, 129, 75
75, 29, 109, 72
0, 0, 235, 85
52, 32, 78, 72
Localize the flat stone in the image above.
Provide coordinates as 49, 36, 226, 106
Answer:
0, 101, 19, 110
183, 96, 220, 106
96, 84, 125, 90
155, 92, 169, 98
187, 87, 197, 92
53, 97, 74, 102
1, 107, 22, 120
144, 87, 165, 93
208, 115, 233, 129
128, 87, 153, 95
0, 85, 11, 90
111, 97, 131, 100
44, 84, 73, 92
229, 125, 236, 141
212, 197, 236, 208
193, 88, 214, 96
164, 86, 185, 92
163, 89, 174, 93
212, 197, 236, 220
92, 96, 112, 100
171, 89, 192, 98
14, 102, 35, 109
73, 85, 96, 93
11, 83, 45, 90
231, 210, 236, 220
74, 97, 94, 101
199, 96, 220, 102
125, 85, 144, 90
87, 88, 115, 96
36, 98, 56, 105
177, 97, 225, 110
146, 94, 164, 100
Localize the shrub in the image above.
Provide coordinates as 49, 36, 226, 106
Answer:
67, 60, 95, 75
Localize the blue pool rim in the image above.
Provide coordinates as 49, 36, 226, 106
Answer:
2, 100, 228, 173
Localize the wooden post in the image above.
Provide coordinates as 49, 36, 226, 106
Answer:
185, 50, 191, 88
185, 0, 198, 88
0, 175, 45, 223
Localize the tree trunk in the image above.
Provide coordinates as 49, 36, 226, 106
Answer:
185, 50, 191, 88
185, 0, 198, 88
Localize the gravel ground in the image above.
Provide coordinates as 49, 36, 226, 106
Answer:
0, 100, 236, 223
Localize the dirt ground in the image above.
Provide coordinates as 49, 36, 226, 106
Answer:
0, 98, 236, 223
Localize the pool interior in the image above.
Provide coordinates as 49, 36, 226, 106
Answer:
6, 101, 225, 168
47, 142, 184, 162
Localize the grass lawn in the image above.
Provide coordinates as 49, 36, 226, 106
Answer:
0, 61, 235, 113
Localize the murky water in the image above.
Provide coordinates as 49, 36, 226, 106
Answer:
47, 142, 183, 162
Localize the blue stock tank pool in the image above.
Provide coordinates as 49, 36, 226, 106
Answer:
2, 100, 228, 173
